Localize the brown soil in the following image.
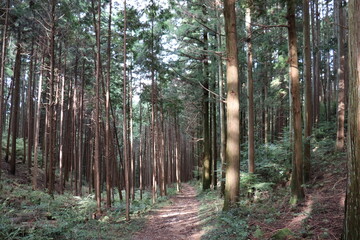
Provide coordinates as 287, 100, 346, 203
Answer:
249, 154, 346, 239
132, 183, 204, 240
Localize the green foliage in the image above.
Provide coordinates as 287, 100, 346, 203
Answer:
195, 183, 249, 240
1, 137, 43, 165
242, 133, 292, 185
271, 228, 293, 240
0, 179, 177, 240
253, 225, 264, 238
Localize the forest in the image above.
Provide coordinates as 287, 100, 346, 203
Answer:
0, 0, 359, 239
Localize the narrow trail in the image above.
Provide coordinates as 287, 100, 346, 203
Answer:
132, 183, 204, 240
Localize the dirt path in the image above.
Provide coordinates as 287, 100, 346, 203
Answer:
132, 184, 204, 240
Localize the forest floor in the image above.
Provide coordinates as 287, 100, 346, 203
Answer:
132, 183, 204, 240
247, 147, 347, 239
0, 125, 347, 239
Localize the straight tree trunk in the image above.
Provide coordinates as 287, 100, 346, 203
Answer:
335, 0, 346, 151
78, 59, 85, 196
59, 73, 65, 194
223, 0, 240, 210
150, 0, 157, 203
246, 3, 255, 174
94, 0, 102, 213
139, 92, 143, 199
105, 0, 112, 208
344, 1, 360, 238
129, 71, 134, 200
288, 0, 305, 205
27, 39, 35, 174
0, 0, 10, 180
33, 54, 45, 190
175, 116, 181, 192
123, 0, 130, 221
202, 13, 211, 190
303, 0, 312, 182
10, 41, 22, 175
217, 4, 226, 196
47, 0, 57, 196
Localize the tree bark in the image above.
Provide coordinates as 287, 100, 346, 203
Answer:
47, 0, 57, 196
33, 56, 44, 190
202, 4, 211, 190
0, 0, 10, 180
105, 0, 112, 208
303, 0, 312, 182
94, 0, 102, 213
335, 0, 346, 151
288, 0, 305, 205
123, 0, 130, 221
344, 1, 360, 238
223, 0, 240, 210
246, 2, 255, 174
217, 5, 226, 196
10, 40, 22, 175
150, 0, 158, 203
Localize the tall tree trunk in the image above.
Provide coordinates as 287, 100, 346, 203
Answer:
78, 59, 85, 196
47, 0, 57, 196
288, 0, 305, 205
344, 1, 360, 237
123, 0, 130, 221
150, 0, 158, 203
303, 0, 312, 182
105, 0, 112, 208
139, 90, 143, 200
175, 116, 181, 192
202, 5, 211, 190
94, 0, 102, 213
0, 0, 10, 181
59, 73, 65, 194
27, 39, 35, 175
311, 0, 319, 125
335, 0, 346, 151
10, 40, 22, 175
33, 56, 44, 190
129, 70, 134, 200
223, 0, 240, 210
217, 3, 226, 196
246, 2, 255, 174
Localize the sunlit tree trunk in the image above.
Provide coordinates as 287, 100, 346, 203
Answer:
59, 73, 65, 194
123, 0, 130, 221
150, 0, 158, 203
216, 3, 226, 196
288, 0, 305, 205
33, 56, 44, 190
27, 38, 35, 174
202, 4, 211, 190
223, 0, 240, 210
344, 1, 360, 237
303, 0, 312, 182
246, 2, 255, 174
105, 0, 112, 208
335, 0, 346, 151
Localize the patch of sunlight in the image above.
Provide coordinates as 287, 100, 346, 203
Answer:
289, 198, 314, 228
312, 146, 319, 152
159, 210, 196, 218
340, 195, 345, 207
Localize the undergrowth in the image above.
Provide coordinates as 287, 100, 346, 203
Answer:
0, 178, 175, 240
197, 121, 345, 239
